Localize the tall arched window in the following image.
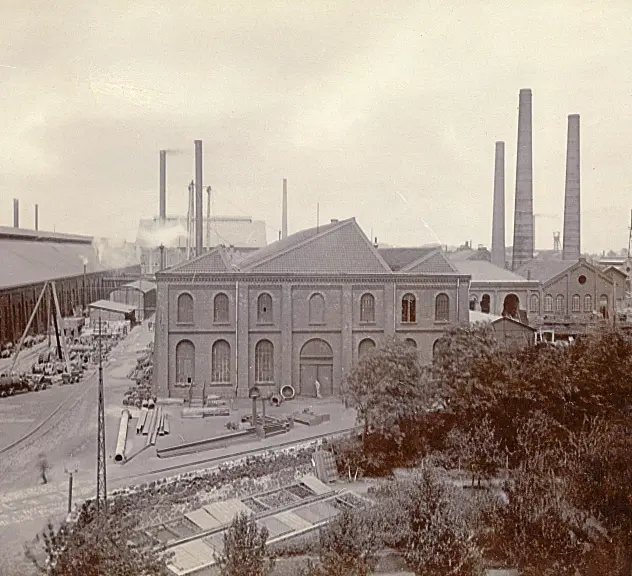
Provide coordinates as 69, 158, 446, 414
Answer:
529, 294, 539, 314
358, 338, 376, 359
599, 294, 609, 319
211, 340, 231, 383
257, 293, 273, 324
177, 293, 194, 324
584, 294, 592, 312
175, 340, 195, 385
405, 338, 417, 348
571, 294, 581, 312
255, 340, 274, 383
213, 293, 230, 323
544, 294, 553, 312
555, 295, 565, 313
480, 294, 491, 314
469, 294, 478, 311
435, 293, 450, 321
402, 294, 416, 323
360, 293, 375, 323
309, 293, 325, 324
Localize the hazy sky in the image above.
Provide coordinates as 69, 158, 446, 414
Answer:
2, 0, 632, 253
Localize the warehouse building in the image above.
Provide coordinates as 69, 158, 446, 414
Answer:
109, 280, 157, 321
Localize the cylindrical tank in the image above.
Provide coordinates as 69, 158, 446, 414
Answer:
114, 409, 131, 463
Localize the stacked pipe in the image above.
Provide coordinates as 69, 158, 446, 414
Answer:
114, 409, 131, 462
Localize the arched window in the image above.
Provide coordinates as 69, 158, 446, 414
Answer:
211, 340, 231, 383
257, 293, 273, 324
255, 340, 274, 383
544, 294, 553, 313
360, 293, 375, 323
435, 293, 450, 322
309, 293, 325, 324
555, 295, 565, 313
529, 294, 539, 314
571, 294, 581, 313
405, 338, 417, 348
432, 338, 444, 359
469, 294, 478, 311
402, 294, 416, 323
213, 293, 229, 323
358, 338, 376, 358
175, 340, 195, 385
480, 294, 491, 314
599, 294, 609, 319
584, 294, 592, 312
177, 293, 194, 324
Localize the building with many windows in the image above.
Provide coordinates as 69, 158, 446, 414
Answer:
152, 218, 470, 399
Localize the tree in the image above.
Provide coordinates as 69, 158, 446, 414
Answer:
215, 511, 274, 576
301, 508, 380, 576
25, 515, 170, 576
342, 337, 433, 469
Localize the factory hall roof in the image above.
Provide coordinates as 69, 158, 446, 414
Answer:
136, 216, 267, 249
118, 280, 157, 293
515, 259, 578, 283
377, 247, 438, 271
88, 300, 136, 314
450, 260, 532, 283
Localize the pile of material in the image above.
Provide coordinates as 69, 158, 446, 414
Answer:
123, 344, 154, 408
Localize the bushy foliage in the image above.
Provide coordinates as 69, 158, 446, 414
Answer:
215, 511, 274, 576
300, 508, 380, 576
25, 515, 170, 576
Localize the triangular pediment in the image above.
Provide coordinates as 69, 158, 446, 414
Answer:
243, 219, 392, 274
403, 250, 459, 274
542, 260, 614, 289
165, 247, 231, 274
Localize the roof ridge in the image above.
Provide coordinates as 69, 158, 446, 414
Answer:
164, 246, 228, 273
401, 248, 458, 273
349, 220, 393, 273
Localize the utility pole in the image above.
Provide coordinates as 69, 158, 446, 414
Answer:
64, 463, 78, 514
96, 315, 107, 514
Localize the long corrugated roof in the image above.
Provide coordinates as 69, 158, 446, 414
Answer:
0, 226, 93, 244
88, 299, 136, 314
119, 280, 157, 293
515, 259, 576, 283
136, 216, 267, 249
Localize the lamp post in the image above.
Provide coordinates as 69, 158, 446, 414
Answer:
64, 462, 78, 514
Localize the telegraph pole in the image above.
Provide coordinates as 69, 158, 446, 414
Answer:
96, 315, 107, 514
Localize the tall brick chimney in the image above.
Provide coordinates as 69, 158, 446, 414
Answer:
491, 141, 506, 268
34, 204, 39, 231
562, 114, 581, 260
13, 198, 19, 228
282, 178, 288, 239
511, 89, 534, 271
194, 140, 203, 257
159, 150, 167, 223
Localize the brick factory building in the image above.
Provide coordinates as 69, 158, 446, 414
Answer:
152, 218, 471, 400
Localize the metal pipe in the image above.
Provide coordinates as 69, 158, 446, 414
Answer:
115, 409, 131, 462
159, 150, 167, 222
194, 140, 203, 256
34, 204, 39, 231
13, 198, 19, 228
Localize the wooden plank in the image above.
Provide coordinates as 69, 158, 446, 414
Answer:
163, 414, 170, 435
177, 540, 216, 564
300, 474, 334, 496
203, 499, 251, 525
276, 510, 313, 531
184, 508, 223, 531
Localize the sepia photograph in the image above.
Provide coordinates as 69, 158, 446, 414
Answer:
0, 1, 631, 574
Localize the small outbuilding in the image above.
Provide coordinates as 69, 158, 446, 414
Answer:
88, 300, 136, 324
470, 310, 536, 350
109, 280, 156, 321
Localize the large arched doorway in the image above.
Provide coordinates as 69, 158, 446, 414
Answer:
502, 294, 520, 319
299, 339, 333, 398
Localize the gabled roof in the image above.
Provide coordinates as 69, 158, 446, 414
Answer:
517, 258, 614, 286
469, 310, 535, 331
453, 260, 531, 283
603, 265, 628, 278
402, 250, 459, 274
119, 280, 157, 293
378, 247, 438, 271
449, 247, 492, 261
165, 246, 233, 274
238, 218, 393, 274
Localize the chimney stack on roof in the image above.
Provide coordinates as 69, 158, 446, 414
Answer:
13, 198, 19, 228
34, 204, 39, 231
562, 114, 581, 260
512, 89, 534, 271
159, 150, 167, 223
194, 140, 203, 257
282, 178, 288, 239
491, 141, 506, 268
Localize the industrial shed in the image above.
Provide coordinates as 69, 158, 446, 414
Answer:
0, 226, 140, 347
109, 280, 156, 321
88, 300, 136, 323
470, 310, 536, 350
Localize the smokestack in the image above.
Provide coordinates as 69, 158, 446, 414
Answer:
562, 114, 581, 260
34, 204, 39, 231
159, 150, 167, 223
13, 198, 19, 228
511, 88, 534, 271
194, 140, 203, 257
282, 178, 288, 239
159, 244, 166, 271
491, 141, 506, 268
